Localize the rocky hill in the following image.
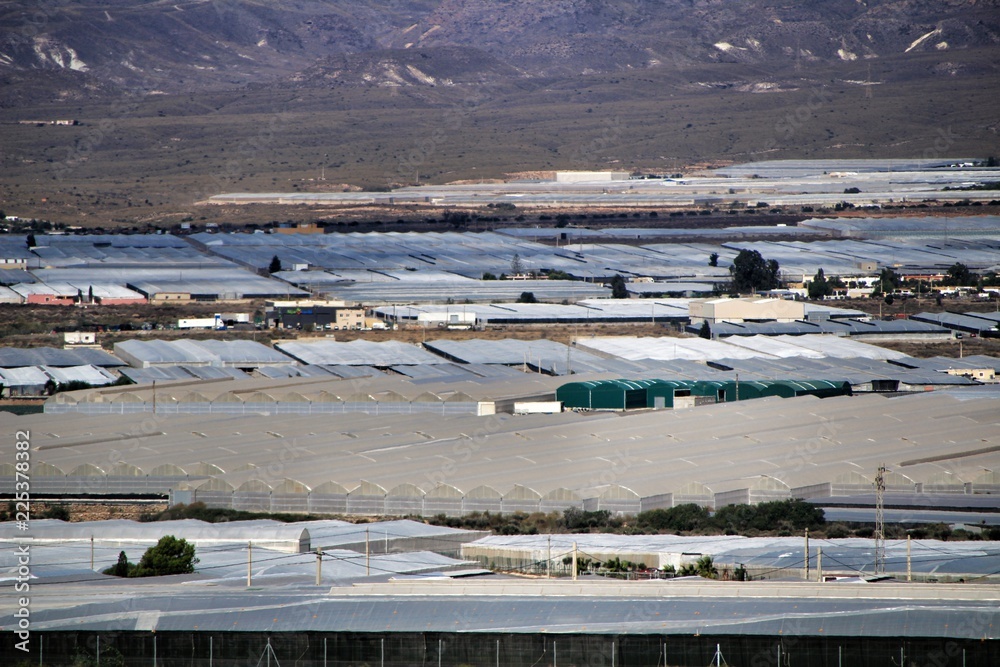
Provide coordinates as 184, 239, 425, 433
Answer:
2, 0, 998, 101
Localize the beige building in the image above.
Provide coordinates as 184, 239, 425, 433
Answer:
944, 368, 996, 382
689, 297, 805, 324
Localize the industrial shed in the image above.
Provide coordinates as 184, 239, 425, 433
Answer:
556, 379, 655, 410
644, 379, 700, 408
558, 378, 851, 410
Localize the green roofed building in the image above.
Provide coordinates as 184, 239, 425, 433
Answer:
557, 379, 851, 411
645, 380, 699, 408
556, 379, 655, 410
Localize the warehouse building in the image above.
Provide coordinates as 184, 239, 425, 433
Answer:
556, 378, 851, 410
689, 297, 806, 324
265, 300, 366, 330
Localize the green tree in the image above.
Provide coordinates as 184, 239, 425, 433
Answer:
481, 271, 497, 280
729, 249, 780, 292
714, 500, 825, 534
610, 274, 629, 299
26, 233, 36, 249
679, 555, 718, 578
944, 262, 975, 287
104, 550, 134, 577
708, 252, 719, 267
268, 255, 282, 274
510, 253, 524, 276
872, 267, 900, 296
636, 504, 712, 533
561, 508, 619, 532
517, 291, 537, 303
807, 268, 833, 300
698, 320, 711, 339
133, 535, 198, 577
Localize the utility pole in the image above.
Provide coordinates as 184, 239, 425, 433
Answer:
907, 535, 912, 582
366, 527, 370, 576
572, 542, 578, 581
874, 465, 886, 575
804, 528, 810, 581
816, 547, 822, 582
316, 548, 322, 586
547, 536, 552, 579
247, 542, 253, 587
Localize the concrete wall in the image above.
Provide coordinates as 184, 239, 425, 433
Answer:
555, 171, 630, 183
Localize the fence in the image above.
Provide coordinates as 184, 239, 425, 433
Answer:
3, 632, 996, 666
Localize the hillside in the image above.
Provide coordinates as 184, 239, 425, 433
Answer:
0, 0, 998, 226
3, 0, 998, 97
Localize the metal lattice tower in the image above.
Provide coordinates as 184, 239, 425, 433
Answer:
874, 464, 886, 575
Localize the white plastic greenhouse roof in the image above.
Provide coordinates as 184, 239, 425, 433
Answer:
771, 335, 908, 360
576, 334, 908, 362
8, 391, 1000, 507
114, 339, 294, 367
464, 534, 1000, 577
0, 365, 49, 386
0, 346, 123, 368
42, 365, 117, 386
276, 339, 445, 366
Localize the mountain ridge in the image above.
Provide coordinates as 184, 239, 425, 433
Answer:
2, 0, 998, 101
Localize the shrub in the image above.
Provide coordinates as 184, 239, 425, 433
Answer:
133, 536, 198, 577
